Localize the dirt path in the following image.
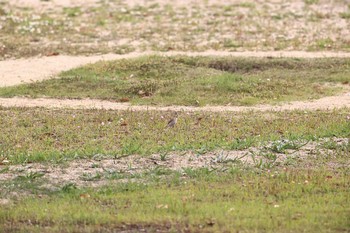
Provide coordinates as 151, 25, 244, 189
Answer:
1, 91, 349, 112
1, 51, 350, 112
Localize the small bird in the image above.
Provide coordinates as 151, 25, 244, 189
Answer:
167, 112, 178, 128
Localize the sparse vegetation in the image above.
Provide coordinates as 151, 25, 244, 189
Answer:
1, 0, 350, 59
304, 0, 319, 5
340, 11, 350, 19
0, 106, 349, 164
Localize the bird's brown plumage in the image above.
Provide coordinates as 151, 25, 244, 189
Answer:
167, 112, 178, 128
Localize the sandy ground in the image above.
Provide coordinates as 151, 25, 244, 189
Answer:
1, 91, 350, 112
7, 0, 101, 9
0, 53, 143, 87
7, 0, 220, 8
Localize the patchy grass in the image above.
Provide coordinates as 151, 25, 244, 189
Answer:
0, 168, 349, 232
0, 106, 349, 164
340, 11, 350, 19
304, 0, 319, 5
0, 137, 348, 193
1, 1, 350, 59
0, 56, 349, 106
308, 38, 335, 50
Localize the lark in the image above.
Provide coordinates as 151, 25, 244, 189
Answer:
167, 112, 178, 128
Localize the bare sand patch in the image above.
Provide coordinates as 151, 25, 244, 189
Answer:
0, 90, 350, 112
